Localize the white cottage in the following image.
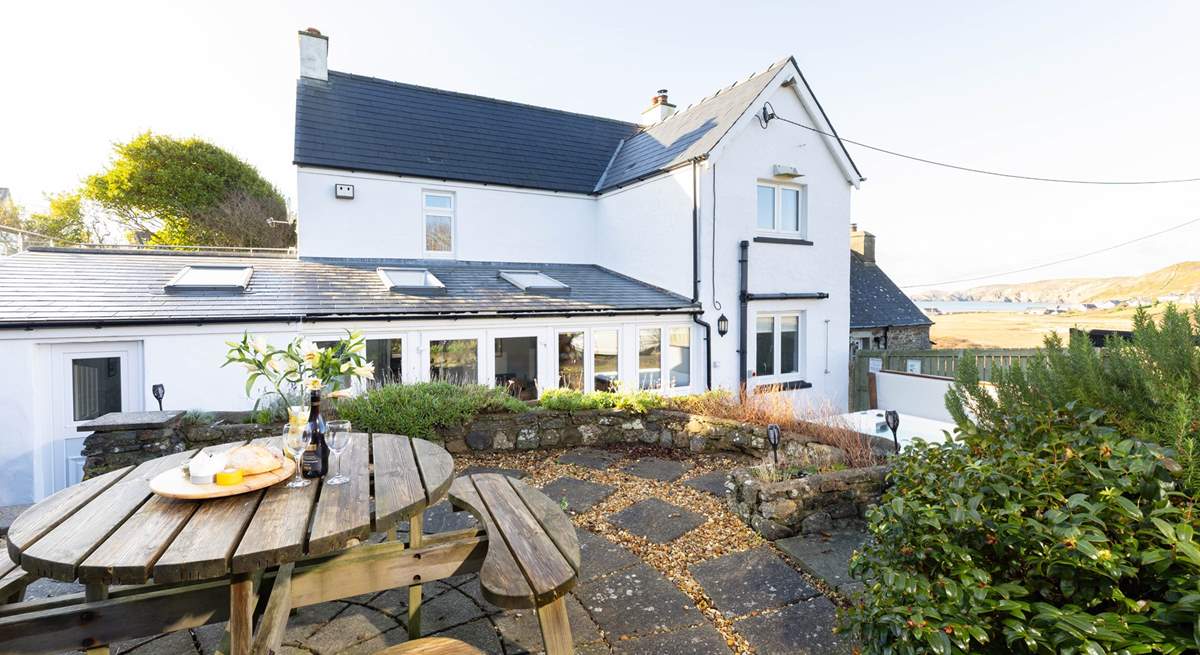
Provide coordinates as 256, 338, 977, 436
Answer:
0, 29, 862, 505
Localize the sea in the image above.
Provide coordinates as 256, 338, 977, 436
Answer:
916, 301, 1055, 314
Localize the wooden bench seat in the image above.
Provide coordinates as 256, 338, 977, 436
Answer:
449, 473, 580, 654
376, 636, 484, 654
0, 561, 35, 604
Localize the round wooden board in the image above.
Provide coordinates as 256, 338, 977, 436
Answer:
149, 456, 297, 500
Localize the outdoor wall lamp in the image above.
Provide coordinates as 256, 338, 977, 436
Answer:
717, 314, 729, 337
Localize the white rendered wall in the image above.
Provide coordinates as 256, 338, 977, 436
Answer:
873, 371, 957, 423
594, 168, 695, 297
297, 168, 597, 263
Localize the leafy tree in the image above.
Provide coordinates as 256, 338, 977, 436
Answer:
23, 191, 92, 243
84, 132, 293, 248
0, 196, 20, 230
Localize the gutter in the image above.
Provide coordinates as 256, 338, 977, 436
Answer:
689, 159, 714, 390
4, 305, 700, 332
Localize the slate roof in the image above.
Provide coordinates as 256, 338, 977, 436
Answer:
294, 59, 858, 194
0, 249, 697, 328
850, 251, 932, 329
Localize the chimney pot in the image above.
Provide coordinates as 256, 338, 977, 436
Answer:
640, 88, 676, 126
299, 28, 329, 81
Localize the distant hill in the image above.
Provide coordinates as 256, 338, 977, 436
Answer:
911, 262, 1200, 304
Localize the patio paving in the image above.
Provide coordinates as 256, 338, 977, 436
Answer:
606, 498, 705, 544
619, 456, 690, 482
680, 470, 730, 496
733, 596, 855, 654
555, 448, 621, 470
777, 529, 870, 595
539, 477, 616, 515
573, 562, 704, 639
609, 623, 730, 654
689, 546, 819, 617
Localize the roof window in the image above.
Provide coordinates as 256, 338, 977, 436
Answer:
377, 267, 446, 295
164, 266, 253, 292
499, 270, 570, 295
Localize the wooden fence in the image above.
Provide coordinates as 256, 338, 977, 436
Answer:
849, 348, 1040, 411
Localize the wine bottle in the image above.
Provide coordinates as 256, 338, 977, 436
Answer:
301, 389, 329, 478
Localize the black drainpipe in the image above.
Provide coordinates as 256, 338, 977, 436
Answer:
690, 159, 713, 389
738, 239, 750, 390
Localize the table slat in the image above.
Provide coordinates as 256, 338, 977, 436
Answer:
20, 450, 196, 581
449, 477, 533, 607
6, 466, 132, 564
153, 439, 270, 583
231, 472, 318, 574
470, 475, 574, 604
308, 433, 371, 556
412, 437, 454, 505
372, 434, 427, 531
508, 477, 581, 572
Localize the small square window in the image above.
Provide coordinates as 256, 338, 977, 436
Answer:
164, 266, 253, 292
377, 268, 446, 295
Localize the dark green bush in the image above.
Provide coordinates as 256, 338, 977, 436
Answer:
336, 382, 527, 439
845, 406, 1200, 654
536, 388, 663, 413
947, 305, 1200, 490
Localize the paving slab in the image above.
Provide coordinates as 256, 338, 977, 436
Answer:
302, 603, 401, 654
412, 586, 494, 635
557, 448, 621, 470
117, 629, 199, 655
777, 529, 869, 595
540, 477, 616, 515
460, 465, 527, 479
576, 528, 640, 582
369, 580, 458, 617
607, 498, 705, 544
0, 504, 31, 536
610, 623, 730, 654
574, 562, 703, 639
494, 594, 603, 653
422, 499, 479, 534
430, 617, 505, 653
689, 546, 819, 617
681, 470, 730, 497
282, 600, 350, 644
734, 596, 854, 654
621, 457, 691, 482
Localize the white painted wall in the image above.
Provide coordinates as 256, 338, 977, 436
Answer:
873, 371, 956, 422
297, 168, 597, 263
594, 168, 695, 297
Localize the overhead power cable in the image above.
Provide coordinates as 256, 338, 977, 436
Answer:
764, 107, 1200, 185
898, 216, 1200, 288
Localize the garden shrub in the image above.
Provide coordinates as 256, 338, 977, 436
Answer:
536, 388, 663, 413
845, 405, 1200, 654
337, 381, 526, 439
947, 305, 1200, 490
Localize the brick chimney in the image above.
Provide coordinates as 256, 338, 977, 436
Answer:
850, 223, 876, 264
639, 89, 676, 126
299, 28, 328, 81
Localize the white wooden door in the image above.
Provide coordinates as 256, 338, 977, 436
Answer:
49, 342, 143, 493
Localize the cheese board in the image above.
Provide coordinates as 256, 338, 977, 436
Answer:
150, 455, 297, 500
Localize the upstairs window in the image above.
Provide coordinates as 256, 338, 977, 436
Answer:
423, 191, 454, 256
756, 183, 807, 236
164, 265, 253, 292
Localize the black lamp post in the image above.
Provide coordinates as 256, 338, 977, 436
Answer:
767, 423, 781, 467
884, 410, 900, 454
152, 384, 165, 411
717, 314, 729, 337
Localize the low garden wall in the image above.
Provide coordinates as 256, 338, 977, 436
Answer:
727, 464, 890, 539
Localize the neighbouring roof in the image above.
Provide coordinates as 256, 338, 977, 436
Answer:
850, 251, 932, 329
0, 249, 697, 328
294, 59, 859, 194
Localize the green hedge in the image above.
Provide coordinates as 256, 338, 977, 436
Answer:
844, 406, 1200, 654
336, 382, 526, 439
537, 388, 664, 413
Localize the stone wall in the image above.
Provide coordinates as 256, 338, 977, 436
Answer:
727, 465, 890, 539
886, 324, 931, 350
82, 407, 887, 480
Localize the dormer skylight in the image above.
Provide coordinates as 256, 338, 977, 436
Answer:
377, 267, 446, 295
164, 265, 253, 293
499, 270, 570, 295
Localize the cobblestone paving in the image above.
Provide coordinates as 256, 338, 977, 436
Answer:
13, 446, 865, 654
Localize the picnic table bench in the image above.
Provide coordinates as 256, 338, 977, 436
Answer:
0, 441, 581, 655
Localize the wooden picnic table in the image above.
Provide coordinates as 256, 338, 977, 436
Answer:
3, 433, 455, 655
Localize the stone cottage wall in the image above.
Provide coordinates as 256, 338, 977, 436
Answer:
886, 325, 931, 350
727, 465, 890, 539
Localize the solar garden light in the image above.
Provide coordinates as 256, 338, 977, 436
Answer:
767, 423, 781, 467
884, 410, 900, 454
152, 384, 165, 411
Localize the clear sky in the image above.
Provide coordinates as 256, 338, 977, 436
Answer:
4, 1, 1199, 290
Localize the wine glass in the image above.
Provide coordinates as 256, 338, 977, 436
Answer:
326, 420, 352, 486
283, 425, 311, 488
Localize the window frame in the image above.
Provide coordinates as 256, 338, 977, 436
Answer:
422, 190, 456, 258
552, 327, 624, 393
422, 331, 484, 384
634, 324, 694, 394
751, 311, 807, 384
754, 182, 808, 238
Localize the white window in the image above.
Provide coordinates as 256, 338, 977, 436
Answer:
637, 326, 693, 392
164, 266, 253, 292
423, 191, 455, 256
754, 312, 806, 380
377, 268, 446, 295
554, 328, 622, 393
592, 329, 620, 392
755, 183, 807, 236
